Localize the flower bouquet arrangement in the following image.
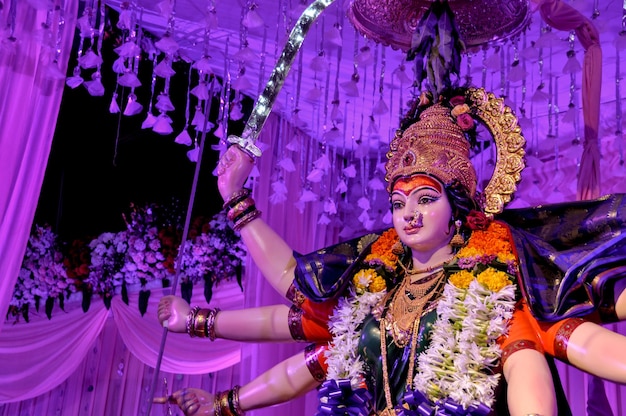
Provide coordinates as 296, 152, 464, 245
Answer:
10, 225, 76, 321
84, 230, 130, 309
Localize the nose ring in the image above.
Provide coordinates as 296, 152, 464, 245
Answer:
409, 211, 423, 228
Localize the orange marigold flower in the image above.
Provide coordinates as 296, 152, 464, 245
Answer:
365, 228, 399, 271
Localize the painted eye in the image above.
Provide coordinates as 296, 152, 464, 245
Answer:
418, 195, 438, 204
391, 201, 404, 210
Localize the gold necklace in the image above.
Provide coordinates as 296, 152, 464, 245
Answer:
384, 270, 445, 347
397, 255, 455, 276
378, 271, 445, 414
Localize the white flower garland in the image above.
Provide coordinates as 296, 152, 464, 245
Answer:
325, 286, 386, 389
413, 279, 516, 408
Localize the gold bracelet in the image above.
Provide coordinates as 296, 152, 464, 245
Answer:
229, 385, 245, 415
232, 209, 261, 231
207, 308, 220, 341
214, 390, 234, 416
227, 197, 256, 222
192, 309, 209, 337
222, 188, 251, 210
186, 306, 200, 337
213, 391, 223, 416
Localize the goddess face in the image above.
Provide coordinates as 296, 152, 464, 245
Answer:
391, 175, 453, 254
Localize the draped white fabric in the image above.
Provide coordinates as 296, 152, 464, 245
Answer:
0, 281, 244, 414
0, 0, 79, 334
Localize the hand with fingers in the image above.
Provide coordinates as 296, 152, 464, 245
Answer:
154, 388, 214, 416
157, 295, 191, 333
216, 145, 255, 201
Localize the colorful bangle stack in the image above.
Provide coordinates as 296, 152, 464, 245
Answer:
186, 307, 220, 339
223, 188, 261, 231
213, 386, 245, 416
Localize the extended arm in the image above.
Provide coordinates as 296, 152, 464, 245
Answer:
155, 348, 323, 415
157, 296, 294, 342
217, 145, 296, 297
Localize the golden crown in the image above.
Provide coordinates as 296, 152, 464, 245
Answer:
385, 102, 477, 197
385, 88, 526, 214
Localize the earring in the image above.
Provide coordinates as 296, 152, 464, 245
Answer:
450, 219, 465, 248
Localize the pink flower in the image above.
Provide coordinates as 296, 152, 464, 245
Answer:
456, 113, 475, 131
450, 95, 465, 106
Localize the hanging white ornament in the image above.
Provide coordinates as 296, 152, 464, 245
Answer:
358, 209, 370, 224
306, 169, 325, 183
142, 113, 157, 129
291, 111, 307, 128
343, 164, 357, 178
213, 122, 225, 140
286, 137, 301, 151
193, 57, 213, 72
305, 86, 323, 102
109, 93, 120, 113
230, 101, 245, 121
190, 82, 210, 100
78, 50, 103, 69
118, 72, 141, 88
356, 46, 373, 67
123, 93, 143, 116
66, 74, 84, 89
153, 114, 174, 135
323, 199, 337, 215
117, 8, 133, 30
112, 57, 127, 74
318, 214, 332, 225
324, 24, 343, 48
232, 75, 253, 91
372, 98, 389, 115
187, 146, 200, 162
155, 94, 175, 112
232, 47, 260, 64
155, 36, 179, 55
314, 153, 331, 171
335, 180, 348, 193
562, 54, 582, 74
115, 41, 141, 58
243, 8, 264, 30
382, 210, 392, 224
205, 8, 218, 30
154, 59, 176, 78
278, 157, 296, 172
175, 129, 193, 145
393, 65, 411, 85
299, 189, 319, 203
76, 15, 94, 38
310, 54, 330, 72
531, 86, 550, 103
84, 74, 105, 96
508, 62, 527, 83
324, 126, 343, 143
340, 74, 359, 97
357, 197, 371, 210
368, 177, 385, 191
331, 103, 343, 123
157, 0, 174, 18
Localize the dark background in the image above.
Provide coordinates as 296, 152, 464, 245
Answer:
34, 9, 252, 242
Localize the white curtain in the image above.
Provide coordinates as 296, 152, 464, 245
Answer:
0, 281, 244, 415
0, 0, 79, 332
